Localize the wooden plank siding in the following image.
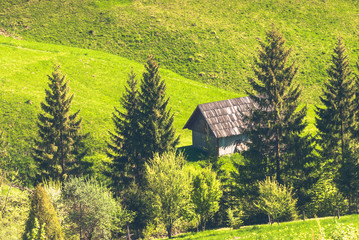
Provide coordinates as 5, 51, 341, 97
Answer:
184, 96, 253, 156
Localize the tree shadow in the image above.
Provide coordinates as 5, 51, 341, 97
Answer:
177, 145, 207, 162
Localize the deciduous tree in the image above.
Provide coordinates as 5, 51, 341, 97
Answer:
192, 167, 222, 231
145, 151, 192, 238
255, 177, 297, 223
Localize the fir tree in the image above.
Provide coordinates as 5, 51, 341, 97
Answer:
243, 25, 307, 184
316, 38, 357, 211
137, 55, 180, 173
107, 70, 140, 194
316, 37, 355, 168
33, 66, 89, 182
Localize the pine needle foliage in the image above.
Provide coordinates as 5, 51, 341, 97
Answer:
138, 56, 180, 162
244, 25, 307, 184
315, 38, 358, 211
33, 66, 89, 183
107, 70, 140, 194
315, 37, 356, 168
23, 184, 63, 240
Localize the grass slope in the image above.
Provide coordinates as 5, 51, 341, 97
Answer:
170, 215, 359, 240
0, 35, 239, 181
1, 0, 359, 102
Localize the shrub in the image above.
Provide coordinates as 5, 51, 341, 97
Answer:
0, 184, 30, 240
255, 177, 297, 223
61, 177, 129, 240
226, 207, 243, 229
306, 174, 348, 217
23, 184, 63, 240
191, 167, 222, 231
145, 151, 193, 239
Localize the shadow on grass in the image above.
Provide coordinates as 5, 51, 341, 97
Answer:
177, 145, 208, 162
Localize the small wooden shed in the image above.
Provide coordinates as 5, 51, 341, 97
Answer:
183, 96, 253, 156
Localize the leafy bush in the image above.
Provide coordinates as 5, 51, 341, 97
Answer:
145, 151, 193, 239
61, 177, 130, 240
255, 177, 298, 223
226, 207, 243, 229
192, 167, 222, 231
0, 184, 30, 240
306, 174, 348, 217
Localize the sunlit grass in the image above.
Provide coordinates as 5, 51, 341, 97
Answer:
169, 214, 359, 240
0, 35, 239, 180
1, 0, 358, 101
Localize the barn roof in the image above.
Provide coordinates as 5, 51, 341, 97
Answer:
183, 96, 254, 138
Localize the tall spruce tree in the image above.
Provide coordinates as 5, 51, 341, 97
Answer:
107, 71, 140, 194
33, 66, 89, 183
316, 38, 357, 211
316, 37, 355, 167
243, 25, 307, 184
137, 55, 180, 169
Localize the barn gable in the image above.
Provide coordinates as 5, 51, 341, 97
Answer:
184, 96, 253, 155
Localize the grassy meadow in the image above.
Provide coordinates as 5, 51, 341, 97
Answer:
1, 0, 359, 102
0, 35, 240, 180
169, 215, 359, 240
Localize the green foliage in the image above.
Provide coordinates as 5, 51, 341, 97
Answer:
32, 66, 90, 183
315, 38, 359, 212
138, 56, 180, 163
0, 184, 30, 240
255, 177, 298, 223
145, 151, 193, 238
306, 174, 348, 218
26, 217, 46, 240
61, 176, 129, 240
244, 25, 307, 184
226, 207, 243, 229
192, 167, 222, 231
23, 184, 63, 240
107, 70, 141, 194
0, 129, 8, 161
316, 38, 356, 170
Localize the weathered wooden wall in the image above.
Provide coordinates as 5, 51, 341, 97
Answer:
192, 131, 217, 153
218, 135, 247, 156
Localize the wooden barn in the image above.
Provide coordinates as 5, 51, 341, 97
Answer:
183, 96, 253, 156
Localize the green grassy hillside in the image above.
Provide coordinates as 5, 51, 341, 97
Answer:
169, 215, 359, 240
1, 0, 359, 102
0, 35, 239, 181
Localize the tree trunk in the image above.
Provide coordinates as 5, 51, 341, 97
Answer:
275, 129, 281, 184
127, 225, 131, 240
202, 220, 206, 231
341, 118, 344, 164
167, 224, 172, 239
268, 214, 272, 225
